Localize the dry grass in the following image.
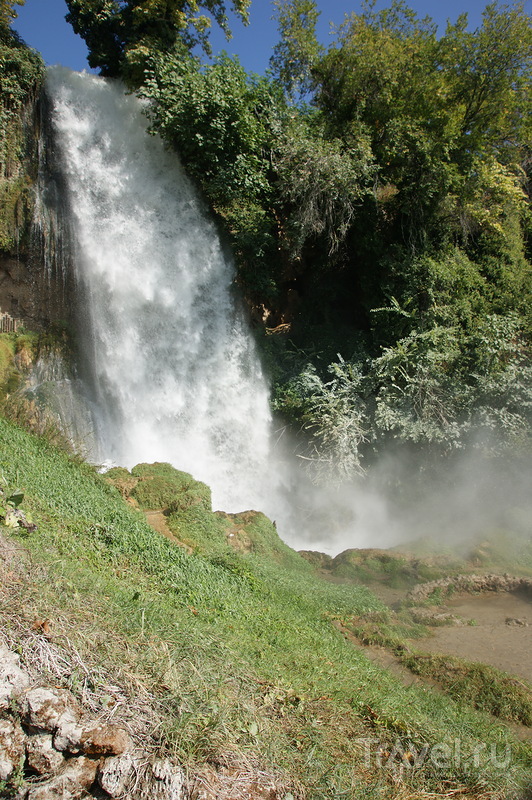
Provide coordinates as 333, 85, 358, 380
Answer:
0, 531, 166, 749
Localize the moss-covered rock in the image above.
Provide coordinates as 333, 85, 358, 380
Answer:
103, 467, 139, 500
129, 463, 212, 512
130, 462, 186, 480
329, 548, 451, 589
298, 550, 333, 570
104, 466, 133, 482
105, 462, 213, 514
216, 509, 311, 572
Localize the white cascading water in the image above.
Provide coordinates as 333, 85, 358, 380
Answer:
39, 69, 532, 558
43, 68, 404, 555
45, 67, 279, 513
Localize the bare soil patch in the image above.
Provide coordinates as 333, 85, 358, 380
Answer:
143, 509, 193, 553
412, 591, 532, 684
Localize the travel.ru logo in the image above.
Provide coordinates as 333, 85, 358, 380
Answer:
356, 737, 512, 774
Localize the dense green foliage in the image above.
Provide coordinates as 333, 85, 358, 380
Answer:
68, 0, 532, 478
270, 0, 323, 99
64, 0, 250, 85
0, 14, 43, 251
141, 50, 287, 302
0, 0, 22, 29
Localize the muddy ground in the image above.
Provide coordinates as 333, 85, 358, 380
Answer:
412, 590, 531, 684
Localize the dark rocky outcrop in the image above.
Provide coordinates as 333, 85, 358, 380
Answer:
1, 67, 76, 332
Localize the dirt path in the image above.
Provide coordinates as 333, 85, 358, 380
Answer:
143, 510, 193, 554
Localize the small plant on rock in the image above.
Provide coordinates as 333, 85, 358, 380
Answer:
0, 485, 36, 532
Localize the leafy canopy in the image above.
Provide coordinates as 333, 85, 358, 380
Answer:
270, 0, 323, 100
0, 0, 23, 29
64, 0, 250, 85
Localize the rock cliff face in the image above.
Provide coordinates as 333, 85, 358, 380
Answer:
0, 72, 84, 451
0, 86, 74, 332
0, 87, 39, 326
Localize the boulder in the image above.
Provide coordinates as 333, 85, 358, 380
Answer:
53, 718, 84, 754
80, 721, 131, 756
505, 617, 529, 627
53, 718, 131, 756
136, 758, 186, 800
22, 687, 80, 733
0, 717, 26, 781
98, 752, 134, 797
25, 755, 99, 800
26, 733, 66, 775
99, 755, 186, 800
0, 645, 30, 710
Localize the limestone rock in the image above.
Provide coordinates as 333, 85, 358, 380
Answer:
99, 755, 186, 800
26, 733, 66, 775
53, 718, 132, 756
0, 717, 26, 781
136, 758, 186, 800
22, 687, 80, 733
0, 645, 189, 800
25, 755, 99, 800
98, 752, 135, 797
0, 645, 30, 710
52, 718, 84, 753
407, 574, 532, 603
80, 721, 131, 756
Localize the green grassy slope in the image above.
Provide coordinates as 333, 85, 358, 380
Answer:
1, 416, 531, 799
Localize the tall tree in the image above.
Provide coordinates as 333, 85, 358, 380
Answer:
439, 3, 532, 165
270, 0, 323, 100
64, 0, 250, 85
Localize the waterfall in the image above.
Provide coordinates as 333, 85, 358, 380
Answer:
42, 68, 406, 556
34, 70, 532, 559
44, 68, 278, 513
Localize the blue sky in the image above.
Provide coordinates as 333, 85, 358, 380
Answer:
12, 0, 531, 75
